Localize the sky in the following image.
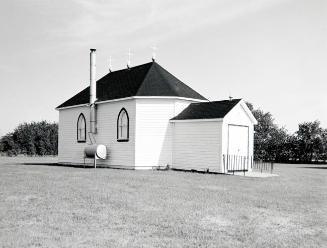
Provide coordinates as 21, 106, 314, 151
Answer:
0, 0, 326, 136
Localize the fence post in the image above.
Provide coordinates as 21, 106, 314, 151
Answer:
252, 156, 253, 169
223, 154, 226, 174
243, 156, 245, 176
223, 155, 226, 174
233, 155, 235, 175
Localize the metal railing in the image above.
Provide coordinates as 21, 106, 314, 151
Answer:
222, 155, 274, 175
223, 154, 249, 175
252, 160, 274, 174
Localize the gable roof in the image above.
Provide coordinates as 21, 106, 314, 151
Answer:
171, 99, 242, 120
57, 62, 207, 109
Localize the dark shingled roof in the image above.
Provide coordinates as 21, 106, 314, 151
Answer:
57, 62, 206, 108
171, 99, 242, 120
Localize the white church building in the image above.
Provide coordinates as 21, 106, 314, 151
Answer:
56, 49, 257, 173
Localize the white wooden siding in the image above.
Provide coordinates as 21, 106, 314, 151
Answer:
172, 121, 223, 172
134, 99, 195, 169
58, 96, 232, 171
94, 99, 135, 168
58, 99, 136, 168
58, 106, 90, 164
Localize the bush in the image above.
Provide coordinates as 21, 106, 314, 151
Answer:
0, 121, 58, 156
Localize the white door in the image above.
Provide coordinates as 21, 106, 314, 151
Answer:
227, 125, 249, 171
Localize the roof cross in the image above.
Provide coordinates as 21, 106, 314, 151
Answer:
109, 56, 113, 72
127, 48, 132, 68
151, 46, 157, 61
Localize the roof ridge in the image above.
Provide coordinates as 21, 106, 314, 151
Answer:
136, 62, 176, 96
134, 62, 155, 95
136, 62, 207, 100
109, 61, 153, 73
152, 63, 182, 94
95, 61, 154, 85
156, 63, 207, 100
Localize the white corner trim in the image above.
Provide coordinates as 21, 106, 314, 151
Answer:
56, 103, 89, 111
170, 118, 223, 123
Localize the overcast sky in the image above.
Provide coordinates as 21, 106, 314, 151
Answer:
0, 0, 326, 136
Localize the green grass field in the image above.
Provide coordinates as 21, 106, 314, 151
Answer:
0, 157, 326, 247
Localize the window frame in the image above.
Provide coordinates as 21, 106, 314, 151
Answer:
117, 108, 129, 142
77, 113, 86, 143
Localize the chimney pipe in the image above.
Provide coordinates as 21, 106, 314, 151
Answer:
90, 49, 97, 134
90, 49, 96, 105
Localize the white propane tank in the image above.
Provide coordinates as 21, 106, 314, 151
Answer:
84, 144, 107, 160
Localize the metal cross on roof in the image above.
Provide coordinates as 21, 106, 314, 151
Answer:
127, 48, 133, 68
109, 56, 113, 72
151, 46, 157, 61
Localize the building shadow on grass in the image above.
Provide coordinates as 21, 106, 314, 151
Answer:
21, 162, 95, 169
299, 166, 327, 170
20, 163, 137, 170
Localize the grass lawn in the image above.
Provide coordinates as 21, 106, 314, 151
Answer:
0, 157, 326, 247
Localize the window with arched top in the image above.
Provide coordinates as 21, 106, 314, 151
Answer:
77, 113, 86, 142
117, 108, 129, 142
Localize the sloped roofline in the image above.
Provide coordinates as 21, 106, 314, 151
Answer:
170, 99, 242, 121
56, 61, 207, 109
237, 99, 258, 125
170, 98, 258, 124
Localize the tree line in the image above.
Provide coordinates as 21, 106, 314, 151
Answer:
247, 103, 327, 163
0, 121, 58, 156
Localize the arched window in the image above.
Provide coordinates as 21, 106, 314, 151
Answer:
77, 113, 86, 142
117, 108, 129, 142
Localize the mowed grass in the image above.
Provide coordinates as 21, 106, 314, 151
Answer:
0, 158, 326, 248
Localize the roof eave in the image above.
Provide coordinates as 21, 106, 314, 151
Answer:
55, 103, 89, 111
56, 96, 208, 110
239, 100, 258, 125
170, 118, 223, 122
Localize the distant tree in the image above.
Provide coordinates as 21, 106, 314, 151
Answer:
0, 121, 58, 156
0, 133, 18, 156
296, 120, 323, 162
252, 109, 275, 160
267, 127, 291, 162
319, 129, 327, 162
246, 102, 288, 161
247, 102, 327, 163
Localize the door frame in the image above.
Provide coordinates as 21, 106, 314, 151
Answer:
226, 124, 250, 171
